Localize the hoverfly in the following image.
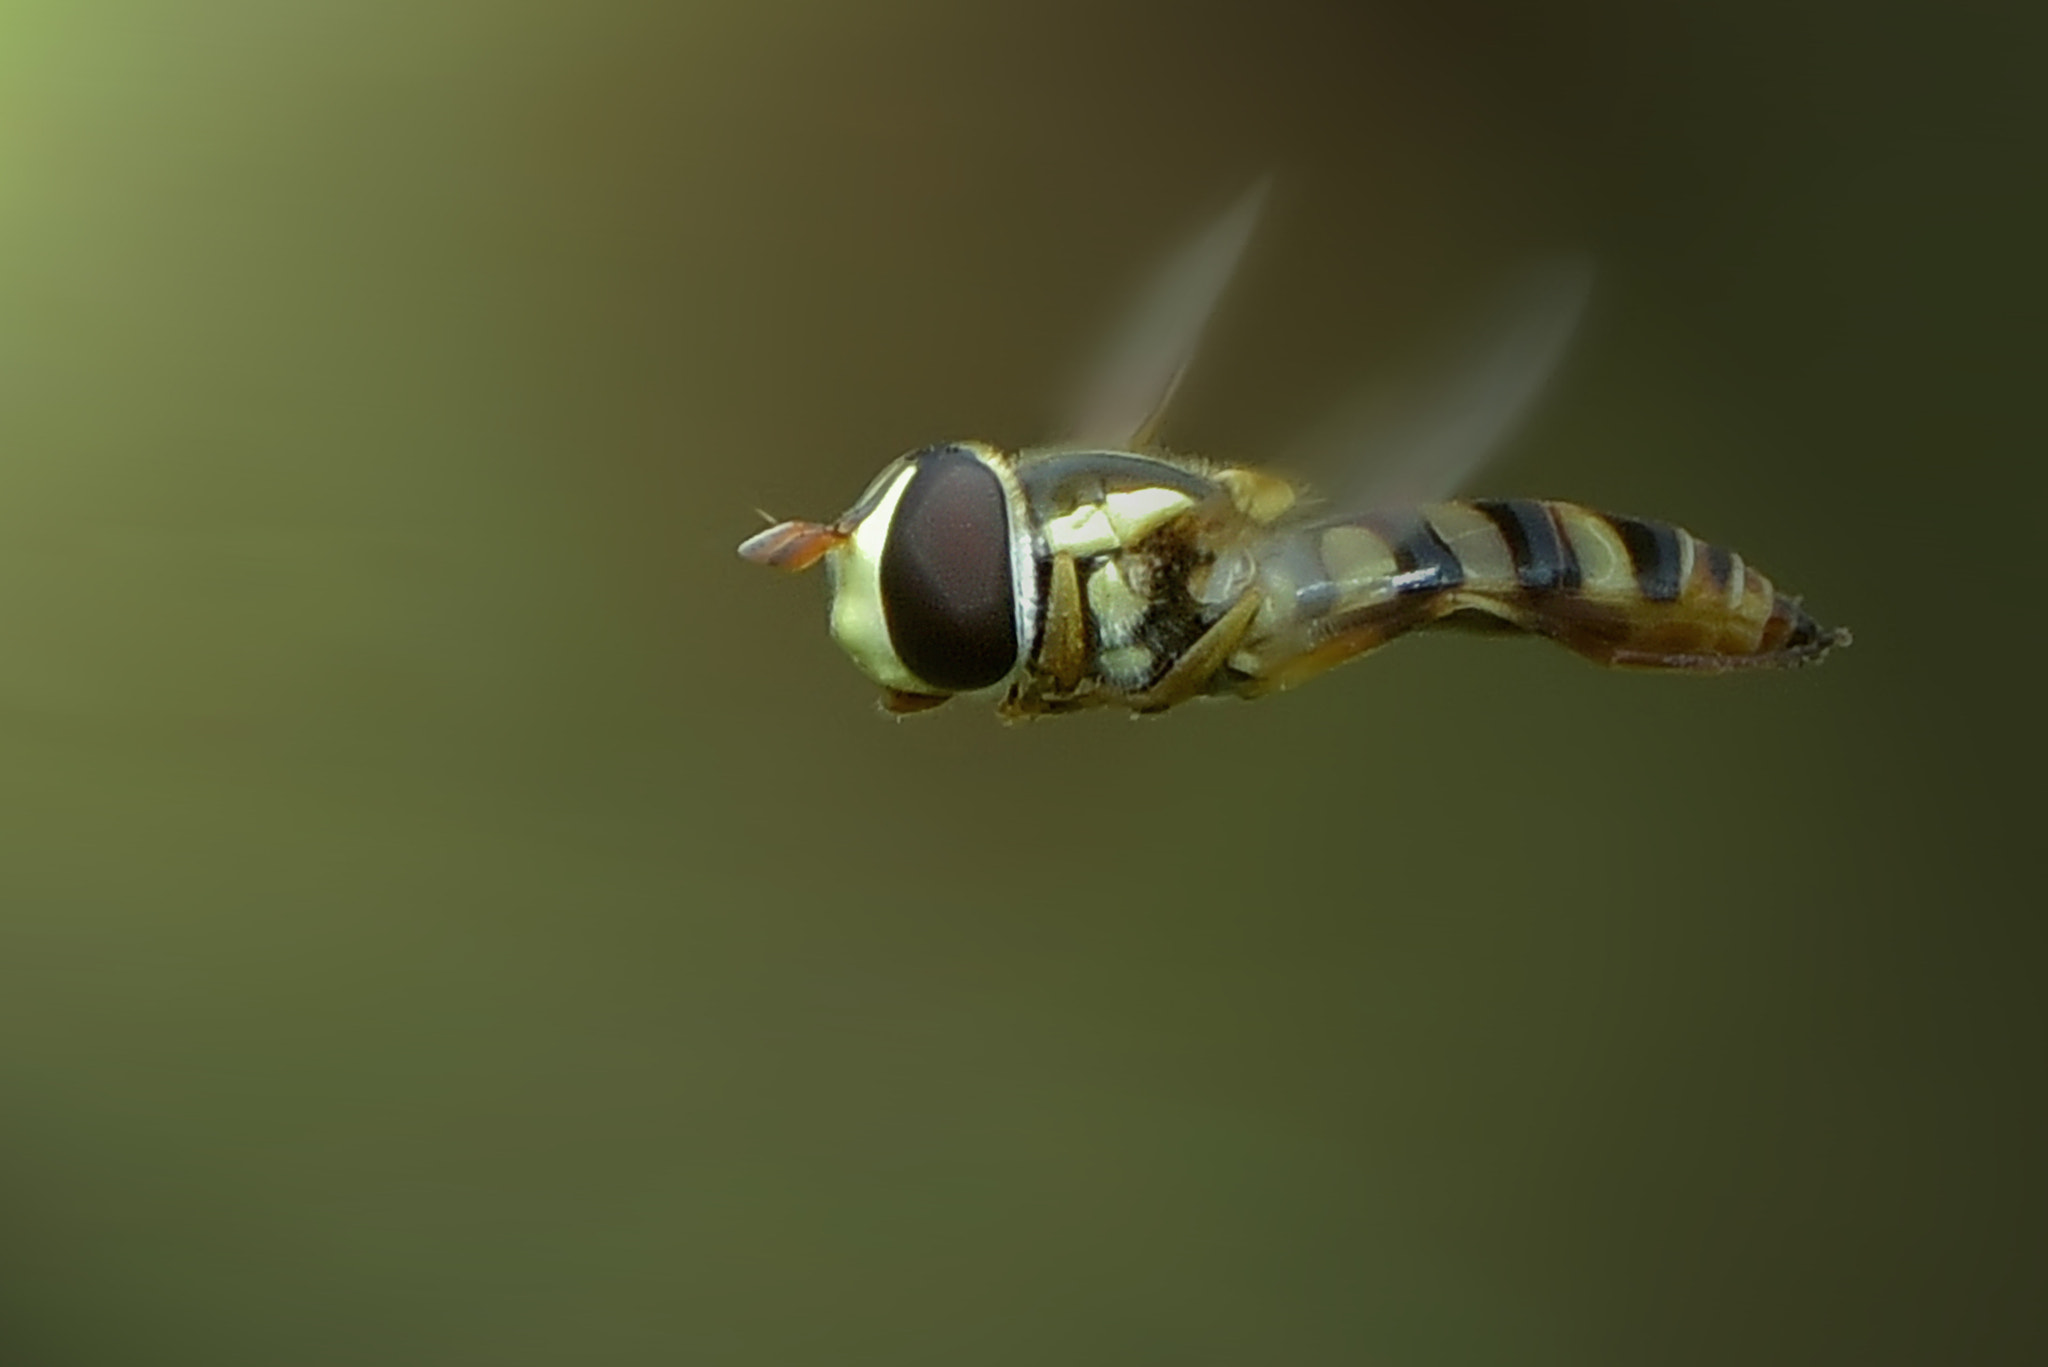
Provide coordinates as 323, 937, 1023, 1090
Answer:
739, 181, 1847, 718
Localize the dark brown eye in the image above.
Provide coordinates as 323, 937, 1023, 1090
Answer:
878, 446, 1019, 691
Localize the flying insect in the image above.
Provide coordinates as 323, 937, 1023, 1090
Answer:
739, 182, 1848, 717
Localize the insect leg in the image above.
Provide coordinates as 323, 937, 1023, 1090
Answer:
1130, 590, 1264, 714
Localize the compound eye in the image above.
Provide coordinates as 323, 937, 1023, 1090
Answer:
878, 447, 1020, 691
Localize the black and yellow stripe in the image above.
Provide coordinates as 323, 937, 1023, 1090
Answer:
1472, 498, 1582, 593
1242, 499, 1847, 691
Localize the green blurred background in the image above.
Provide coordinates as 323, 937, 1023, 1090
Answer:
0, 2, 2039, 1363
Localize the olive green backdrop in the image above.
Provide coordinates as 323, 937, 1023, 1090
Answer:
0, 2, 2038, 1363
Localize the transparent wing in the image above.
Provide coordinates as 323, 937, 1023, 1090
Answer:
1300, 257, 1595, 509
1058, 177, 1271, 451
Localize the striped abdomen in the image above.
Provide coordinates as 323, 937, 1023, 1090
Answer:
1234, 498, 1848, 692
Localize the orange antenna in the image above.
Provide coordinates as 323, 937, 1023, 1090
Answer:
737, 519, 846, 572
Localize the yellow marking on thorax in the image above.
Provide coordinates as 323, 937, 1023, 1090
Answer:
1422, 502, 1515, 591
1042, 504, 1120, 557
1215, 467, 1297, 523
1103, 487, 1195, 543
1042, 486, 1195, 558
1551, 503, 1637, 598
1086, 559, 1149, 648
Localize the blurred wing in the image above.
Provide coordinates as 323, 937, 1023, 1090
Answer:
1059, 177, 1271, 451
1304, 257, 1594, 509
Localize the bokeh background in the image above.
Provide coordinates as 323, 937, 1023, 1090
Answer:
1, 2, 2040, 1363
